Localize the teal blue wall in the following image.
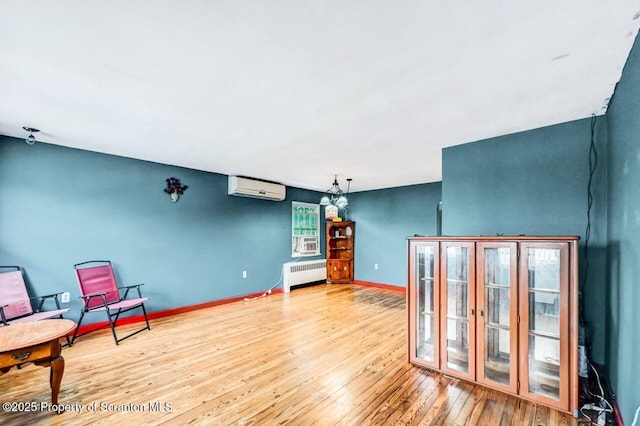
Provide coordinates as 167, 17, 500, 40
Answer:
0, 136, 323, 324
348, 182, 442, 286
604, 33, 640, 423
442, 119, 607, 238
4, 33, 640, 421
441, 118, 609, 365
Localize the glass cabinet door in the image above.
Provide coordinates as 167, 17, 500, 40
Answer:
440, 241, 475, 380
519, 243, 569, 411
408, 241, 439, 368
476, 242, 518, 394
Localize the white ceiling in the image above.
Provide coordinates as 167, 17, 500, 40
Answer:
1, 1, 639, 192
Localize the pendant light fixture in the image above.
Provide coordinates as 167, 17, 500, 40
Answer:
319, 175, 352, 208
22, 126, 40, 145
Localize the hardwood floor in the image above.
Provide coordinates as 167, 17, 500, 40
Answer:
0, 284, 586, 425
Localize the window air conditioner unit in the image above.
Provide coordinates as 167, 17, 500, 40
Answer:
301, 237, 318, 255
228, 176, 286, 201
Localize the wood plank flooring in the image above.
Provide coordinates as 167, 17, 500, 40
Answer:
0, 284, 587, 425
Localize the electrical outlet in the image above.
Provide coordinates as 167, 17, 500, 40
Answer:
61, 292, 70, 303
374, 263, 379, 270
242, 270, 247, 279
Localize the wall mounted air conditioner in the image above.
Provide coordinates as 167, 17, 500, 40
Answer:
228, 176, 286, 201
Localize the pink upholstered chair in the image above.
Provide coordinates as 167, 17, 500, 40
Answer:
70, 260, 150, 346
0, 266, 70, 326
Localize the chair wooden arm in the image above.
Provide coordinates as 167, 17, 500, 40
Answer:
80, 290, 113, 298
117, 283, 145, 289
79, 293, 113, 312
118, 283, 145, 300
30, 291, 64, 300
30, 292, 65, 312
79, 291, 115, 305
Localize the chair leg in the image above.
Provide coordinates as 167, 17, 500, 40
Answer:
106, 309, 121, 345
141, 303, 151, 331
109, 304, 151, 344
73, 304, 151, 346
69, 309, 87, 346
112, 307, 124, 324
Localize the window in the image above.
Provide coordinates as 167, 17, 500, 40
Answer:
292, 202, 320, 257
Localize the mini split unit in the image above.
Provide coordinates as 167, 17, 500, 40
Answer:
227, 176, 286, 201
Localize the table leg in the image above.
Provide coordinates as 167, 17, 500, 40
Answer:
49, 355, 65, 410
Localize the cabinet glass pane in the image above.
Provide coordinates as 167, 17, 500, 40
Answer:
446, 246, 469, 372
528, 248, 560, 291
447, 247, 468, 282
527, 248, 561, 400
528, 335, 560, 400
416, 245, 435, 362
529, 292, 560, 335
483, 247, 511, 385
485, 328, 511, 383
487, 287, 510, 327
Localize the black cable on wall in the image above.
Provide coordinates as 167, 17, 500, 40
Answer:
581, 114, 598, 327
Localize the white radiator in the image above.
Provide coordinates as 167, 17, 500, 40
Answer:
283, 259, 327, 293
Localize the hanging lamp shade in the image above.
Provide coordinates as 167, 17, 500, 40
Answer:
320, 194, 331, 206
336, 195, 348, 208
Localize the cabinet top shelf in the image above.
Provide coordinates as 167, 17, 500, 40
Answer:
408, 235, 579, 242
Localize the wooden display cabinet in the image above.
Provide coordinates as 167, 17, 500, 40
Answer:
326, 221, 355, 284
407, 236, 579, 416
